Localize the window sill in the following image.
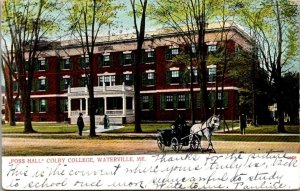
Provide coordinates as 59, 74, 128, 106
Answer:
169, 83, 180, 85
61, 68, 71, 70
145, 62, 155, 65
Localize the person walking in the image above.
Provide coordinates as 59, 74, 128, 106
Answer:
240, 114, 247, 135
77, 113, 84, 136
104, 115, 110, 129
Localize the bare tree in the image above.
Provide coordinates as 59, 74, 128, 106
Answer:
67, 0, 122, 136
2, 0, 62, 133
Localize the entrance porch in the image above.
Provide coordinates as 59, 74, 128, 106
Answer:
67, 84, 135, 124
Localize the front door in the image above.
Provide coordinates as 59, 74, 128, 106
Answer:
95, 98, 104, 115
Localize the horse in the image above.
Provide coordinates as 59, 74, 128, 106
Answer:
189, 115, 220, 152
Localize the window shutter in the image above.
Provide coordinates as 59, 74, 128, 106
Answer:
77, 57, 82, 68
59, 99, 64, 113
149, 96, 154, 111
185, 94, 190, 109
13, 81, 18, 92
223, 91, 228, 108
166, 71, 172, 84
32, 79, 38, 91
45, 79, 49, 90
179, 71, 184, 84
160, 95, 166, 110
142, 73, 147, 86
45, 60, 49, 70
35, 100, 40, 113
99, 55, 104, 67
120, 75, 125, 84
121, 54, 124, 65
153, 73, 156, 85
60, 78, 64, 90
165, 49, 171, 60
196, 93, 202, 108
110, 55, 113, 66
132, 54, 135, 65
59, 59, 64, 70
45, 99, 49, 112
173, 95, 178, 109
30, 100, 34, 113
209, 92, 216, 108
142, 51, 145, 63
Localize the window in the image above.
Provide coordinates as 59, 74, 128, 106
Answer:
98, 75, 115, 86
100, 55, 112, 67
167, 70, 180, 84
13, 81, 18, 92
38, 79, 47, 91
39, 99, 47, 112
121, 74, 133, 86
165, 95, 173, 109
178, 95, 186, 109
208, 45, 217, 53
60, 58, 71, 70
142, 72, 156, 86
78, 55, 89, 68
142, 96, 149, 109
78, 77, 87, 87
15, 100, 21, 112
144, 50, 155, 63
122, 53, 134, 65
190, 69, 198, 83
60, 77, 71, 90
208, 66, 216, 82
38, 60, 47, 71
166, 47, 179, 60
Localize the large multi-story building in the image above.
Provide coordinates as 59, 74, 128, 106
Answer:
9, 22, 254, 124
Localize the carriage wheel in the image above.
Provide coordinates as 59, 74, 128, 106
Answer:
190, 135, 200, 151
157, 136, 165, 152
171, 137, 180, 152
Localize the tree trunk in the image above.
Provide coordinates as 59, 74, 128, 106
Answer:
134, 48, 142, 133
88, 55, 96, 137
22, 92, 34, 133
189, 52, 195, 124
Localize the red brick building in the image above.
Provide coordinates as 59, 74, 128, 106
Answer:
9, 22, 254, 124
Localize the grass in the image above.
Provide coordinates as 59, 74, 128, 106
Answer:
229, 125, 300, 134
2, 123, 78, 133
2, 122, 299, 135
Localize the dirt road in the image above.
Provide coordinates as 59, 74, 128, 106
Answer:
3, 137, 299, 156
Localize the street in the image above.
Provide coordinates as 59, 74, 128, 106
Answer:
2, 137, 299, 156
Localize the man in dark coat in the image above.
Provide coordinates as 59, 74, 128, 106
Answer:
77, 113, 84, 136
240, 114, 247, 135
104, 115, 110, 129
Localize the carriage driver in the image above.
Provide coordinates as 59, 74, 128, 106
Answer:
174, 114, 187, 134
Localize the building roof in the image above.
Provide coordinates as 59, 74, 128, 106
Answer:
60, 21, 252, 47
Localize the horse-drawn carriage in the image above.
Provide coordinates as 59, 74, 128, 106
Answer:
156, 115, 220, 152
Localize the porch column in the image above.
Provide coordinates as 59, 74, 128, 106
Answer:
85, 98, 89, 116
132, 95, 135, 114
68, 98, 71, 117
122, 95, 126, 116
80, 99, 83, 111
104, 97, 107, 115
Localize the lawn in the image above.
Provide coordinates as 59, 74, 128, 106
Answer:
229, 125, 300, 134
2, 123, 78, 133
2, 122, 299, 135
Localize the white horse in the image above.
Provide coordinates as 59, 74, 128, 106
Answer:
189, 115, 220, 152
